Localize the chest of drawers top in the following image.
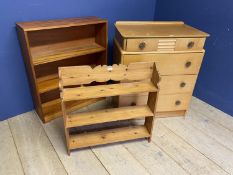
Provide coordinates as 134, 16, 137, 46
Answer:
115, 21, 209, 52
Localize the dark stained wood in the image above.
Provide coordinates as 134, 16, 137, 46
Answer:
17, 17, 107, 31
17, 27, 44, 121
16, 17, 108, 123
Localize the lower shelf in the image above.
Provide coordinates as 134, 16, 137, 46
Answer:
41, 98, 104, 122
37, 74, 59, 93
66, 105, 153, 128
69, 125, 150, 150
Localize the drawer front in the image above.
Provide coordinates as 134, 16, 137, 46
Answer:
125, 38, 206, 52
159, 75, 197, 94
123, 52, 204, 75
156, 93, 192, 112
126, 39, 158, 52
175, 38, 206, 51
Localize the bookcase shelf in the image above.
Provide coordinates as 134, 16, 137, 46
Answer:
41, 98, 102, 123
37, 74, 59, 93
31, 40, 105, 65
17, 17, 107, 123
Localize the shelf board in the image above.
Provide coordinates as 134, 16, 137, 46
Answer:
17, 17, 106, 31
42, 97, 104, 122
69, 125, 150, 149
66, 105, 153, 128
62, 82, 157, 101
37, 74, 59, 93
31, 40, 105, 65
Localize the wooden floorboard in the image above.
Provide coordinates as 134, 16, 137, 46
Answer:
8, 112, 67, 175
158, 116, 233, 174
191, 97, 233, 131
1, 96, 233, 175
91, 144, 150, 175
42, 117, 109, 175
186, 109, 233, 152
0, 120, 24, 175
123, 140, 188, 175
152, 121, 228, 175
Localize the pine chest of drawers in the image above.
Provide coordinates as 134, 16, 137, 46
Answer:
113, 21, 209, 117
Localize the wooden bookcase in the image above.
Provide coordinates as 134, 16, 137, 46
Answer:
59, 62, 160, 155
16, 17, 108, 123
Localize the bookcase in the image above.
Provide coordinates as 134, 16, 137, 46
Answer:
16, 17, 107, 123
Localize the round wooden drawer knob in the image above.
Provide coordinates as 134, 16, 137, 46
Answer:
180, 82, 186, 88
138, 42, 146, 50
185, 61, 192, 68
187, 41, 195, 49
175, 100, 181, 106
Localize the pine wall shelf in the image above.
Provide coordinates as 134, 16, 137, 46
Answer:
59, 62, 160, 155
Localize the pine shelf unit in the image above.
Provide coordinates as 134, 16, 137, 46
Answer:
17, 17, 107, 123
59, 62, 160, 155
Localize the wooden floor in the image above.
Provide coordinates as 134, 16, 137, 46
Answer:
1, 97, 233, 175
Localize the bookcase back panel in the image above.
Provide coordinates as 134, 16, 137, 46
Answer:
27, 25, 96, 47
34, 54, 100, 78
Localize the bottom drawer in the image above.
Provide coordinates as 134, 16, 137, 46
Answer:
156, 93, 192, 112
118, 93, 192, 113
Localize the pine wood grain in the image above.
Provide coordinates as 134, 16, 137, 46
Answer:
66, 105, 153, 128
159, 75, 197, 94
122, 52, 204, 76
115, 21, 209, 38
113, 21, 208, 117
61, 82, 157, 101
156, 93, 192, 112
124, 37, 206, 52
69, 126, 150, 149
59, 62, 155, 86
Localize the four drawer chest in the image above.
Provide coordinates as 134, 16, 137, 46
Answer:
113, 21, 209, 117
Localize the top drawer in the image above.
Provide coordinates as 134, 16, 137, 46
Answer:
118, 37, 206, 52
115, 21, 209, 52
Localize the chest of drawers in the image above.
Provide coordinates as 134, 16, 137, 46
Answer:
113, 21, 209, 117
